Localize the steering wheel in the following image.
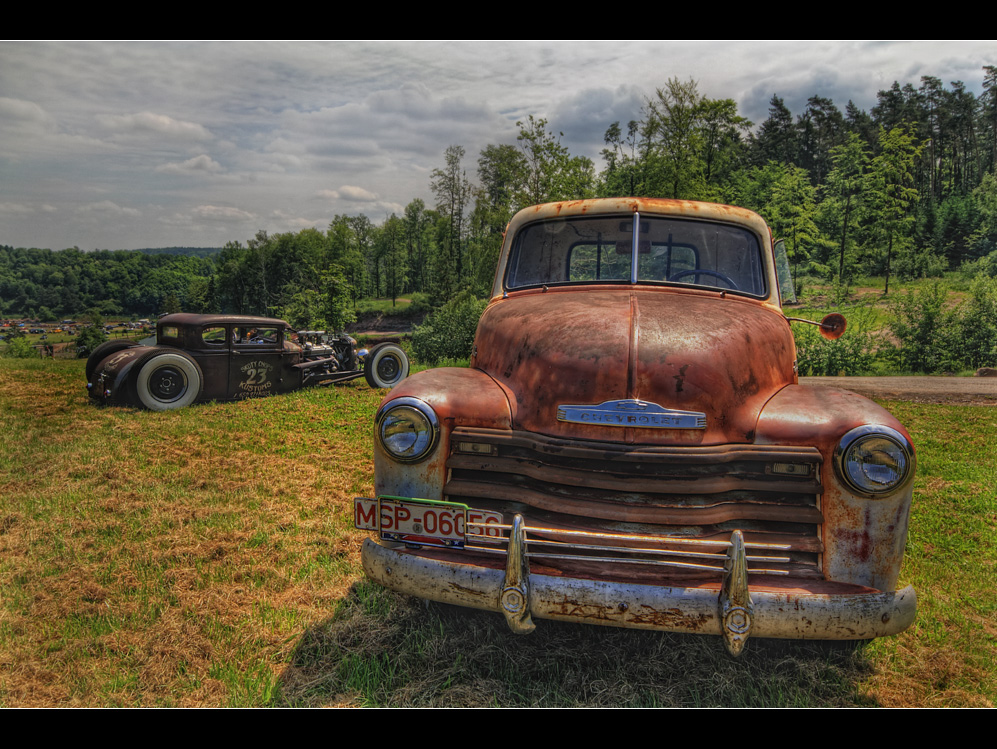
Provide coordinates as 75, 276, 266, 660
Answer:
669, 269, 738, 290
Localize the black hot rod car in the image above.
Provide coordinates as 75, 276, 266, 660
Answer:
86, 313, 409, 410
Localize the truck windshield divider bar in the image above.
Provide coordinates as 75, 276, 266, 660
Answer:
630, 212, 639, 284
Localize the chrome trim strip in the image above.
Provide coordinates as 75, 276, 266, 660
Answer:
557, 398, 707, 429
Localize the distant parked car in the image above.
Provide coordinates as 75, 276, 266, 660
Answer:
86, 313, 409, 410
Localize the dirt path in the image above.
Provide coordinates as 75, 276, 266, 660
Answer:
800, 376, 997, 406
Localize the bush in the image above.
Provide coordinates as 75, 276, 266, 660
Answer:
885, 284, 959, 373
894, 246, 947, 280
3, 337, 39, 359
960, 249, 997, 279
75, 324, 108, 358
411, 291, 487, 365
406, 292, 432, 315
355, 293, 431, 321
794, 306, 875, 376
957, 276, 997, 368
322, 267, 356, 332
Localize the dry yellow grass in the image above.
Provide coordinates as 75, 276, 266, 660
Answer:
1, 360, 993, 707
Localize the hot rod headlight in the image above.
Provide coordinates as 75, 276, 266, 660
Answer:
835, 425, 915, 497
376, 397, 439, 463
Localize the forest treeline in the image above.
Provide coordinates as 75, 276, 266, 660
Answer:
4, 68, 997, 326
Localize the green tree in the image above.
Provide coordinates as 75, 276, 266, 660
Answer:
75, 311, 108, 358
411, 290, 487, 365
327, 214, 368, 306
514, 116, 593, 206
469, 144, 524, 296
733, 161, 822, 288
601, 119, 646, 196
431, 145, 472, 299
867, 126, 922, 292
378, 214, 408, 305
750, 94, 796, 165
766, 165, 820, 291
321, 267, 356, 332
824, 133, 870, 281
957, 276, 997, 368
795, 95, 845, 185
403, 199, 435, 296
647, 78, 707, 199
697, 97, 751, 197
982, 66, 997, 174
277, 289, 326, 330
887, 284, 956, 373
969, 172, 997, 257
215, 240, 250, 313
640, 79, 749, 201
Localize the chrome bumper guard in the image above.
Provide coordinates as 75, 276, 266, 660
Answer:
361, 513, 917, 656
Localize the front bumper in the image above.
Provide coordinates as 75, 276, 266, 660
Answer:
361, 528, 917, 655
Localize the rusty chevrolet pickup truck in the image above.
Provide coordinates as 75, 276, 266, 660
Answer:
355, 198, 916, 655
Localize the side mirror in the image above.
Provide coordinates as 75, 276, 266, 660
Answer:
785, 313, 848, 339
819, 313, 847, 340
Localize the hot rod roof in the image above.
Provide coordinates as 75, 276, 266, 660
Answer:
158, 313, 291, 328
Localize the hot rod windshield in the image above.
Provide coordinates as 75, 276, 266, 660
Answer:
505, 214, 766, 297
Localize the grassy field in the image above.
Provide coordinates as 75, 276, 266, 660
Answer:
0, 358, 993, 707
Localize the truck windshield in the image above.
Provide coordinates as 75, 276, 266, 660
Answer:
505, 214, 766, 296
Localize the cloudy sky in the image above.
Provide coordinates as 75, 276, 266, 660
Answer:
2, 41, 995, 252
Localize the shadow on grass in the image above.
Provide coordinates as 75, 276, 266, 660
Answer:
276, 581, 880, 708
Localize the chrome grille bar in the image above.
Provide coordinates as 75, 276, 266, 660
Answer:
464, 522, 792, 576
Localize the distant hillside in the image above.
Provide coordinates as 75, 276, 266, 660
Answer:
0, 245, 216, 318
134, 247, 221, 258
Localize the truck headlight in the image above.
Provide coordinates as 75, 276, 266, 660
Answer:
835, 425, 915, 497
376, 397, 439, 463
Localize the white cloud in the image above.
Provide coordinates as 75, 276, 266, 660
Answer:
0, 202, 34, 215
270, 83, 500, 166
97, 111, 212, 141
192, 204, 255, 222
319, 186, 380, 202
270, 209, 324, 231
77, 200, 140, 217
0, 97, 56, 129
155, 154, 224, 174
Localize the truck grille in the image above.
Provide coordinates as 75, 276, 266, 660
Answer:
444, 427, 824, 580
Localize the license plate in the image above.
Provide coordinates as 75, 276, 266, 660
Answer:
354, 496, 504, 547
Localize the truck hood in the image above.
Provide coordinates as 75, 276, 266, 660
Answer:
471, 287, 796, 445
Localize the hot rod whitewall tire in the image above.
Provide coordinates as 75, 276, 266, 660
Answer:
86, 340, 140, 382
133, 351, 203, 410
364, 343, 410, 389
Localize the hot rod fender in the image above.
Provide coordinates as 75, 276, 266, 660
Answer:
373, 367, 512, 502
755, 384, 915, 592
88, 345, 156, 406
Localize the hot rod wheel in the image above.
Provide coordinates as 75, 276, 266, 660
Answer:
133, 350, 203, 410
364, 343, 410, 388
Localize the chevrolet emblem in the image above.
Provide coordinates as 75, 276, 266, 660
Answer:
556, 399, 707, 429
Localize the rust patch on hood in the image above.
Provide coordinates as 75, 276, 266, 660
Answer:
472, 287, 795, 445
